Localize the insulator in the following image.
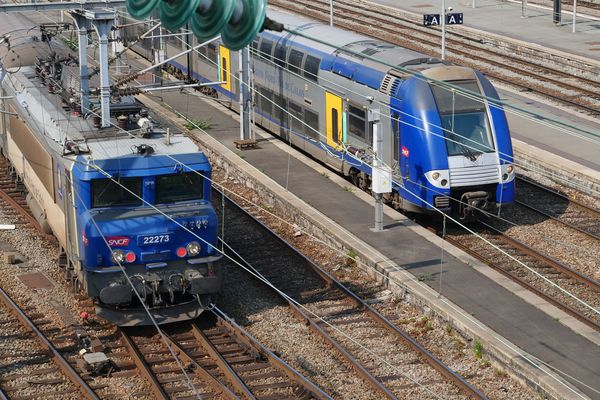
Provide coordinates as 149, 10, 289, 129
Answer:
125, 0, 268, 51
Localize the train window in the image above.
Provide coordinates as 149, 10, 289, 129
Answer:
207, 44, 217, 63
156, 172, 203, 203
304, 55, 320, 82
331, 108, 339, 143
430, 80, 495, 155
288, 101, 304, 133
259, 39, 273, 61
271, 94, 287, 126
348, 104, 368, 142
199, 45, 208, 58
287, 49, 304, 75
259, 87, 273, 116
274, 42, 287, 67
304, 110, 319, 139
91, 177, 142, 208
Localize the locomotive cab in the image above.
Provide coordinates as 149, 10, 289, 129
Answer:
70, 146, 223, 325
399, 66, 515, 218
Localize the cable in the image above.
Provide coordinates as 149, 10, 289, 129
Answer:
11, 13, 596, 396
34, 21, 599, 312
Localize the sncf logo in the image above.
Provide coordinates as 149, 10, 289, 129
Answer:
106, 236, 130, 247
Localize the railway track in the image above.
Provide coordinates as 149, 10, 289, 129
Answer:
269, 0, 600, 115
515, 176, 600, 241
217, 190, 488, 400
120, 314, 329, 400
438, 220, 600, 331
0, 287, 99, 400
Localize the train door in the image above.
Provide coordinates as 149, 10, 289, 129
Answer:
325, 91, 343, 149
63, 167, 79, 264
219, 45, 232, 92
392, 111, 408, 181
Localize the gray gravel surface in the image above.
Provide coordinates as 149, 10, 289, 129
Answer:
212, 169, 538, 400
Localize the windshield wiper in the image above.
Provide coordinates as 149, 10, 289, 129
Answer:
457, 142, 480, 162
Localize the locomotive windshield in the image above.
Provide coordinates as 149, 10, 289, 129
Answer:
431, 80, 495, 157
156, 172, 203, 203
91, 177, 142, 208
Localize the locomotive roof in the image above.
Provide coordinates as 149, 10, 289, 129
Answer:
267, 8, 441, 73
4, 68, 200, 160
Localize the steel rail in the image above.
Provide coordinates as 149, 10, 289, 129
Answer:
210, 309, 335, 400
515, 177, 600, 241
222, 235, 398, 400
158, 330, 240, 400
515, 199, 600, 241
443, 230, 600, 332
220, 193, 488, 400
186, 326, 254, 399
117, 328, 169, 400
479, 221, 600, 292
517, 176, 600, 218
270, 0, 600, 115
0, 287, 100, 400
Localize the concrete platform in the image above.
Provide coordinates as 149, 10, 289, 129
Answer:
141, 90, 600, 399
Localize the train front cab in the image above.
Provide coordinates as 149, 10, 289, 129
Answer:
67, 154, 223, 325
395, 66, 515, 218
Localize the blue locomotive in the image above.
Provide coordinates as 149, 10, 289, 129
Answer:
0, 13, 222, 326
128, 8, 515, 218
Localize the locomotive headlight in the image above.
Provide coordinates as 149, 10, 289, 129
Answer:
425, 170, 450, 189
111, 250, 125, 264
186, 241, 201, 257
500, 164, 515, 182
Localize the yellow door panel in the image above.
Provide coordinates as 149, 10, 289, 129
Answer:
325, 92, 343, 149
219, 45, 232, 92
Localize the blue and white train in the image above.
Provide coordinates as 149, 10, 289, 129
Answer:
134, 8, 516, 218
0, 12, 222, 326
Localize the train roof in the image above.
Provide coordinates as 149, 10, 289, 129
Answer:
266, 8, 443, 75
3, 68, 200, 160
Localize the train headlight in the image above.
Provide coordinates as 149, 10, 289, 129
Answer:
500, 164, 515, 182
111, 250, 125, 264
186, 241, 201, 257
425, 170, 450, 189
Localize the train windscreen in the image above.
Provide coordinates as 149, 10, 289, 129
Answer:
91, 177, 142, 208
156, 172, 204, 203
431, 80, 494, 157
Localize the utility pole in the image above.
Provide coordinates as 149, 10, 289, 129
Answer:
573, 0, 577, 32
152, 9, 163, 86
441, 0, 446, 60
521, 0, 528, 18
553, 0, 561, 24
329, 0, 333, 26
369, 109, 390, 232
239, 46, 251, 141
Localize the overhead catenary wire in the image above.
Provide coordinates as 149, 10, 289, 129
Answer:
69, 17, 598, 317
36, 8, 600, 197
27, 14, 600, 311
16, 10, 596, 396
52, 153, 450, 400
56, 82, 596, 400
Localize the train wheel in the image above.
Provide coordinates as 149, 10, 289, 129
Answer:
391, 192, 402, 210
357, 173, 369, 192
350, 170, 360, 187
